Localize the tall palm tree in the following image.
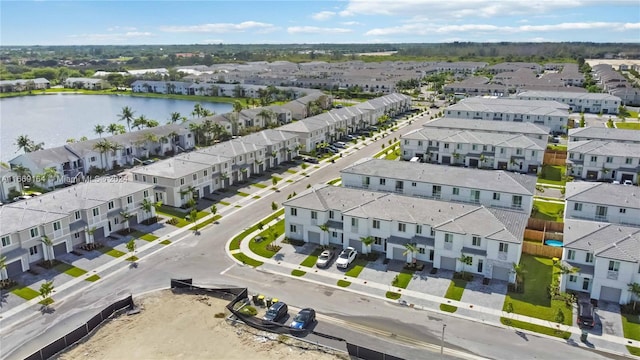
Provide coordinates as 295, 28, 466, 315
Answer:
628, 283, 640, 310
458, 253, 473, 278
119, 106, 135, 132
192, 103, 204, 118
93, 138, 113, 170
141, 198, 155, 223
257, 109, 275, 128
403, 243, 419, 263
14, 134, 33, 153
360, 236, 375, 255
511, 262, 527, 292
0, 255, 8, 283
120, 210, 132, 234
94, 124, 105, 138
107, 123, 120, 136
39, 167, 60, 190
189, 123, 204, 147
11, 164, 31, 183
41, 235, 55, 267
169, 112, 182, 124
133, 115, 149, 130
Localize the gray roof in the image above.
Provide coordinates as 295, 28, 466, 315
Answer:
447, 97, 570, 116
565, 182, 640, 210
403, 128, 547, 150
423, 117, 550, 135
238, 130, 298, 148
516, 91, 621, 102
568, 140, 640, 158
132, 157, 210, 178
341, 158, 537, 196
569, 127, 640, 143
0, 206, 68, 235
564, 219, 640, 262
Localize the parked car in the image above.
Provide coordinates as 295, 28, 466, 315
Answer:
290, 308, 316, 329
316, 249, 335, 268
577, 300, 595, 329
335, 141, 348, 148
304, 157, 319, 164
263, 302, 288, 323
345, 134, 358, 140
623, 180, 633, 186
336, 247, 357, 269
332, 142, 346, 149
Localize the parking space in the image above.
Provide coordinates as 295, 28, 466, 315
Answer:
273, 242, 318, 265
457, 277, 508, 318
405, 268, 454, 298
596, 301, 625, 337
356, 258, 397, 286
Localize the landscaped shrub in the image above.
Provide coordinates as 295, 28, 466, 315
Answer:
266, 244, 282, 252
282, 237, 305, 246
166, 218, 179, 225
238, 306, 258, 316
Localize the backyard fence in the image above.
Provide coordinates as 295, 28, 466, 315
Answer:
527, 218, 564, 232
522, 241, 563, 258
524, 229, 564, 243
25, 295, 134, 360
543, 150, 567, 166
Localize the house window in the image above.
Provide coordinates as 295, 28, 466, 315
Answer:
432, 185, 442, 197
108, 201, 114, 210
472, 236, 481, 247
531, 151, 536, 157
596, 206, 607, 218
290, 208, 297, 216
606, 156, 613, 163
1, 236, 10, 247
452, 187, 459, 195
29, 246, 38, 256
127, 196, 133, 204
620, 208, 626, 214
574, 203, 582, 211
516, 149, 522, 155
419, 247, 425, 254
193, 174, 197, 181
53, 221, 61, 231
74, 232, 81, 239
142, 176, 147, 182
114, 217, 120, 224
492, 192, 500, 201
567, 249, 575, 260
444, 143, 450, 149
30, 227, 39, 238
331, 231, 337, 238
373, 220, 380, 229
204, 170, 208, 177
398, 223, 406, 232
500, 148, 505, 154
180, 178, 185, 185
569, 275, 577, 283
134, 174, 139, 181
499, 243, 508, 253
512, 195, 522, 209
329, 211, 334, 219
374, 237, 383, 245
416, 225, 422, 234
290, 225, 297, 233
418, 141, 422, 147
351, 218, 358, 228
311, 211, 317, 220
444, 233, 453, 244
457, 144, 462, 150
144, 190, 149, 198
590, 156, 597, 162
626, 158, 633, 164
412, 182, 417, 187
586, 253, 594, 263
430, 228, 435, 236
379, 178, 386, 185
429, 249, 435, 261
90, 156, 96, 162
608, 260, 620, 272
75, 211, 81, 220
153, 177, 158, 184
472, 144, 477, 151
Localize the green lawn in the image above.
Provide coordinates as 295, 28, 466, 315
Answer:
392, 270, 414, 289
337, 280, 352, 287
248, 220, 284, 258
232, 252, 264, 267
189, 214, 222, 231
53, 262, 88, 277
286, 169, 297, 174
440, 278, 467, 312
219, 201, 231, 206
158, 205, 189, 218
126, 256, 139, 262
160, 240, 172, 245
622, 313, 640, 341
291, 269, 306, 277
97, 246, 125, 258
252, 183, 267, 188
500, 318, 571, 339
85, 274, 101, 282
546, 144, 568, 151
386, 291, 402, 300
502, 255, 572, 326
300, 248, 323, 267
532, 200, 565, 222
628, 346, 640, 356
385, 148, 401, 160
157, 209, 210, 228
615, 122, 640, 130
229, 209, 285, 251
10, 286, 40, 300
139, 234, 159, 242
327, 178, 341, 185
345, 259, 368, 277
272, 176, 283, 182
237, 191, 250, 197
253, 195, 261, 199
538, 165, 567, 186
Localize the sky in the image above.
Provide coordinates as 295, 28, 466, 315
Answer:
1, 0, 639, 45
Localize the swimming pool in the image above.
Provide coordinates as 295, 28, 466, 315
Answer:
545, 240, 563, 247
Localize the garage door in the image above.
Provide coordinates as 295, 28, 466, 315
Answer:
6, 260, 24, 277
621, 174, 634, 182
492, 266, 510, 281
203, 185, 211, 196
53, 242, 68, 257
349, 238, 360, 249
469, 159, 479, 167
600, 286, 622, 303
392, 247, 405, 260
308, 231, 321, 244
93, 227, 105, 241
441, 156, 451, 164
440, 256, 456, 271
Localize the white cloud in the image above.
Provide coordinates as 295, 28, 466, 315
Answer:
341, 21, 362, 26
107, 26, 137, 32
160, 21, 277, 34
287, 26, 352, 34
312, 11, 336, 21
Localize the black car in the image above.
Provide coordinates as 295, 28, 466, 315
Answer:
263, 302, 288, 323
304, 157, 319, 164
290, 308, 316, 329
577, 300, 595, 328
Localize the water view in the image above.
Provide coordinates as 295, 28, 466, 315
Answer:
0, 94, 233, 161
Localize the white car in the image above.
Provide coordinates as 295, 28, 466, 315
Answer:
623, 180, 633, 186
336, 247, 358, 269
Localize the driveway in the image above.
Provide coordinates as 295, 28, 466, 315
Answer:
405, 266, 453, 298
595, 301, 624, 337
457, 277, 508, 320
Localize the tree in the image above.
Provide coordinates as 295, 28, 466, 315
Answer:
120, 210, 132, 233
38, 167, 59, 190
512, 262, 527, 292
271, 202, 278, 211
190, 208, 199, 232
141, 198, 155, 222
94, 124, 105, 138
85, 226, 97, 244
39, 280, 55, 305
272, 176, 279, 186
257, 109, 275, 128
0, 256, 7, 283
107, 123, 126, 135
403, 243, 419, 263
192, 103, 205, 118
133, 115, 150, 130
93, 138, 114, 170
169, 111, 183, 124
126, 239, 137, 258
41, 235, 55, 267
12, 164, 31, 184
360, 236, 375, 255
458, 253, 473, 278
119, 106, 135, 132
189, 123, 204, 147
554, 262, 579, 276
14, 134, 42, 153
628, 283, 640, 310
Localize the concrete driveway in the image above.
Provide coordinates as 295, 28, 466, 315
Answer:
595, 301, 624, 338
457, 277, 508, 320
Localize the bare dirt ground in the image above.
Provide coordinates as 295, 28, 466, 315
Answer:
56, 290, 345, 360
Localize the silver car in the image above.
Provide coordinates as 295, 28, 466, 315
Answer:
316, 249, 335, 268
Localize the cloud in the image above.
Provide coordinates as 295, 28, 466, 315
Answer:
341, 21, 362, 26
160, 21, 277, 34
107, 26, 137, 32
287, 26, 352, 34
312, 11, 336, 21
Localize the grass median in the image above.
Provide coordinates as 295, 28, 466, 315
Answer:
300, 247, 323, 267
229, 209, 284, 251
440, 278, 467, 313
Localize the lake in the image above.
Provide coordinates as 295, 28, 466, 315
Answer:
0, 94, 233, 162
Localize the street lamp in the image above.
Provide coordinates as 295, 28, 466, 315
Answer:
441, 324, 447, 356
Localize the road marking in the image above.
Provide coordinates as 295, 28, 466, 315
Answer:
220, 264, 235, 275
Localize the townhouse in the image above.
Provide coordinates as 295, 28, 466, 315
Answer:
0, 168, 23, 203
422, 117, 550, 139
515, 91, 621, 114
0, 180, 154, 278
238, 130, 300, 169
0, 78, 50, 92
567, 140, 640, 184
568, 127, 640, 144
401, 127, 547, 173
283, 185, 528, 283
444, 97, 570, 134
560, 183, 640, 304
340, 158, 537, 214
64, 77, 111, 90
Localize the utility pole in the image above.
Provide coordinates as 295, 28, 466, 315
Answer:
441, 323, 447, 357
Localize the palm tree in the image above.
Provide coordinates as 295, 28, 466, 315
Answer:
14, 134, 34, 153
119, 106, 135, 132
107, 123, 125, 135
0, 256, 8, 283
169, 112, 182, 124
458, 253, 473, 278
360, 236, 375, 255
133, 115, 149, 130
403, 243, 419, 263
189, 123, 204, 147
39, 167, 59, 190
85, 226, 97, 245
628, 283, 640, 310
141, 198, 155, 223
39, 280, 55, 307
41, 235, 55, 267
192, 103, 204, 118
11, 164, 31, 184
257, 109, 275, 128
93, 138, 113, 170
94, 124, 105, 138
120, 210, 132, 234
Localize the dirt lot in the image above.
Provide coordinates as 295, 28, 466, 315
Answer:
56, 290, 345, 360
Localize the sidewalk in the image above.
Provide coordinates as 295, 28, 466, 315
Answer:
230, 218, 640, 356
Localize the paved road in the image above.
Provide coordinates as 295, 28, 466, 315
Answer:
0, 113, 622, 360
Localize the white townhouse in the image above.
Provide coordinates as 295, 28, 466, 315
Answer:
560, 220, 640, 304
237, 130, 300, 169
444, 97, 570, 134
564, 182, 640, 226
198, 140, 267, 183
515, 91, 621, 114
64, 77, 110, 90
283, 185, 527, 283
0, 168, 22, 203
568, 127, 640, 144
0, 181, 154, 277
279, 118, 332, 152
423, 117, 550, 140
0, 77, 50, 92
401, 128, 547, 174
567, 140, 640, 184
239, 106, 293, 128
340, 158, 537, 215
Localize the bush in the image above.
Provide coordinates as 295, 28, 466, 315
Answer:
238, 306, 257, 316
166, 218, 179, 225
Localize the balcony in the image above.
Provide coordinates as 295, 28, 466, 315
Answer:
607, 270, 619, 280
